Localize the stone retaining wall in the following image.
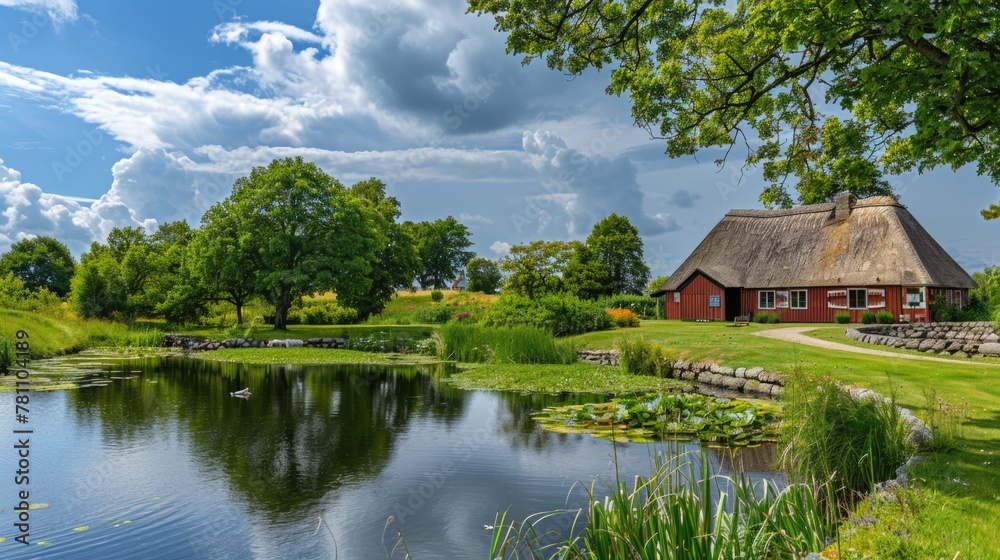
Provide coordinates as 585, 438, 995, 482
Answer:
576, 350, 785, 398
162, 334, 348, 351
846, 321, 999, 357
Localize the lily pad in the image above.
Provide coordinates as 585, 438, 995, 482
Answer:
37, 541, 52, 546
29, 503, 51, 510
73, 526, 90, 532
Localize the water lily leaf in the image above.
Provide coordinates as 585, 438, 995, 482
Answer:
29, 503, 50, 510
37, 541, 52, 546
73, 526, 90, 532
0, 537, 6, 543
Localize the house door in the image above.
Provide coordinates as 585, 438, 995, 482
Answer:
725, 288, 741, 320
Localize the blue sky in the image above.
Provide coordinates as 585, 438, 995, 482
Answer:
0, 0, 997, 276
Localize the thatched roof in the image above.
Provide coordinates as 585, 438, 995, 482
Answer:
659, 195, 976, 292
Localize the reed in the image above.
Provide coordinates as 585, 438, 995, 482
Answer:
780, 373, 913, 512
437, 323, 577, 364
488, 451, 834, 560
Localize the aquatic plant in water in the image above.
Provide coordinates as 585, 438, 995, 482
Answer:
533, 393, 780, 445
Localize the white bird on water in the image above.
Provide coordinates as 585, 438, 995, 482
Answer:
230, 388, 251, 397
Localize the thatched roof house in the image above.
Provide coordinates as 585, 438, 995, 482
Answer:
655, 194, 975, 322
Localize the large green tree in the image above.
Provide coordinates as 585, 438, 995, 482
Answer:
181, 201, 259, 325
0, 236, 75, 296
406, 217, 474, 289
70, 224, 193, 323
470, 0, 1000, 217
224, 157, 379, 330
567, 214, 650, 298
347, 178, 417, 319
466, 256, 503, 294
501, 240, 580, 298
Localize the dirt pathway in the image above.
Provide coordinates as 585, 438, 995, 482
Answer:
754, 326, 1000, 366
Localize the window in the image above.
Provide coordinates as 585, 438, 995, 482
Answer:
905, 287, 925, 309
758, 290, 775, 309
790, 290, 807, 309
673, 292, 680, 303
848, 288, 868, 309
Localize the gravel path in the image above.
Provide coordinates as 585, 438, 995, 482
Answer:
754, 326, 1000, 366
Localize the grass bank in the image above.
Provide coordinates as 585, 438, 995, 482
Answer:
196, 347, 426, 365
561, 320, 1000, 559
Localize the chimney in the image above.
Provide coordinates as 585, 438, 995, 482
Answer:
834, 192, 853, 222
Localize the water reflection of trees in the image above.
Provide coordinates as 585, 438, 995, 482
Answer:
490, 391, 615, 450
68, 358, 467, 515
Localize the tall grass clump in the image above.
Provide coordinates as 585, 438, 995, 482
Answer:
615, 335, 674, 376
921, 388, 967, 452
780, 373, 913, 510
0, 335, 16, 373
436, 323, 577, 364
489, 451, 834, 560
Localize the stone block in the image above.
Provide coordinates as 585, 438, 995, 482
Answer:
985, 333, 1000, 343
978, 342, 1000, 357
698, 372, 713, 384
745, 367, 764, 380
734, 367, 746, 378
717, 366, 734, 376
918, 339, 936, 352
742, 379, 761, 393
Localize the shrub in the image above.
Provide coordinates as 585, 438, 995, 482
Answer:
415, 306, 453, 324
430, 289, 444, 302
600, 294, 659, 319
860, 310, 877, 324
299, 300, 359, 325
437, 323, 577, 364
834, 311, 851, 324
616, 335, 675, 376
606, 308, 640, 328
876, 310, 894, 324
781, 373, 913, 510
480, 293, 611, 336
753, 311, 779, 324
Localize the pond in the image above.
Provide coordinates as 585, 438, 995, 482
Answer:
0, 354, 782, 559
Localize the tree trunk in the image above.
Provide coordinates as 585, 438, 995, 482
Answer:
273, 290, 291, 330
236, 303, 244, 325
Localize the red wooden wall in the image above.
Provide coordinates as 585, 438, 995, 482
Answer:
677, 273, 726, 321
663, 279, 969, 323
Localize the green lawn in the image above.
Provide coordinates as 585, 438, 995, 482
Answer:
565, 320, 1000, 558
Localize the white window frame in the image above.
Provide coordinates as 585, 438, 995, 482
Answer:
905, 287, 926, 309
758, 290, 776, 309
848, 288, 868, 309
790, 290, 807, 309
673, 292, 680, 303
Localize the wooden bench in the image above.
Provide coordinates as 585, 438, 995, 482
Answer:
729, 315, 750, 327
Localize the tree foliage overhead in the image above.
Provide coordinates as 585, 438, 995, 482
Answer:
469, 0, 1000, 216
0, 236, 75, 296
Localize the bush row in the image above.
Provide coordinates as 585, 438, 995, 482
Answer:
480, 293, 611, 336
